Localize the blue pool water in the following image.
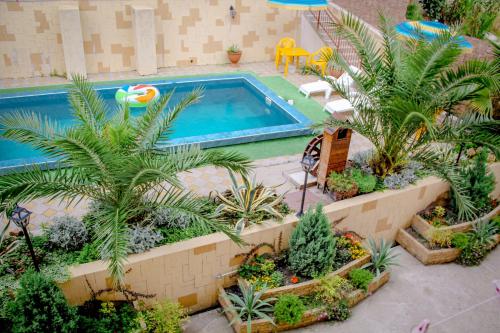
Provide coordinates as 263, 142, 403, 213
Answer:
0, 75, 311, 172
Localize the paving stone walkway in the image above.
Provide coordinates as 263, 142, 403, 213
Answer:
184, 246, 500, 333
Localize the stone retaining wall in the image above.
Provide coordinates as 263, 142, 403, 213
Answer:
58, 163, 500, 313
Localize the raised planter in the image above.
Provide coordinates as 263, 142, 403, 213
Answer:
396, 228, 460, 265
413, 205, 500, 242
238, 255, 371, 300
219, 271, 390, 333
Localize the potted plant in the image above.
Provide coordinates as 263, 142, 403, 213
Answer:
327, 172, 358, 201
227, 44, 242, 64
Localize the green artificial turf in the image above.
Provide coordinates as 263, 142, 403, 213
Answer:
0, 72, 326, 161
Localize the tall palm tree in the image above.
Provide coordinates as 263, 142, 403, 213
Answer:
314, 14, 499, 219
0, 75, 251, 285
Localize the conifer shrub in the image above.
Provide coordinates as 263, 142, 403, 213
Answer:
8, 271, 78, 333
288, 204, 335, 277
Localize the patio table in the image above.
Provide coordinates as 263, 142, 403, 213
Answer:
282, 47, 310, 76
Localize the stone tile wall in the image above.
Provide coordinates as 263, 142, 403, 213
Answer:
0, 0, 297, 79
57, 163, 500, 313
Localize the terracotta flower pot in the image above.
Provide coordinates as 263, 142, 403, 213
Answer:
330, 183, 359, 201
227, 51, 242, 64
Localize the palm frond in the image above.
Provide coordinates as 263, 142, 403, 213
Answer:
68, 73, 107, 134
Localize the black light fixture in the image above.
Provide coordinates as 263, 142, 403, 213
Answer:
297, 154, 316, 217
229, 5, 237, 20
9, 204, 39, 272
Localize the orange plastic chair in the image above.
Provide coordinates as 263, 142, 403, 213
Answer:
307, 47, 333, 75
275, 37, 296, 69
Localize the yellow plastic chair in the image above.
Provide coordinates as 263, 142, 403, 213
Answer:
307, 47, 333, 75
275, 37, 296, 69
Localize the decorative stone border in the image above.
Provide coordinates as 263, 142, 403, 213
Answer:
396, 228, 461, 265
219, 271, 390, 333
238, 255, 371, 299
413, 205, 500, 242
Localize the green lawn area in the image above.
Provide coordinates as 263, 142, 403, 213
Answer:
0, 72, 326, 161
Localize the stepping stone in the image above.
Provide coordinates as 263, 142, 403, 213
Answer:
286, 171, 317, 189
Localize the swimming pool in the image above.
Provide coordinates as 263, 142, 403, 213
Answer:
0, 74, 311, 173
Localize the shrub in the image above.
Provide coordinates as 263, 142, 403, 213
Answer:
406, 1, 424, 20
137, 299, 187, 333
492, 216, 500, 233
454, 150, 495, 215
151, 207, 192, 229
314, 275, 354, 307
383, 162, 422, 190
456, 240, 489, 266
350, 168, 377, 194
77, 301, 139, 333
127, 225, 163, 254
273, 294, 306, 325
451, 232, 469, 249
8, 271, 78, 333
471, 219, 497, 246
419, 0, 446, 20
327, 299, 350, 321
76, 242, 101, 264
288, 204, 336, 277
46, 216, 88, 251
348, 269, 374, 291
327, 172, 358, 197
426, 228, 453, 248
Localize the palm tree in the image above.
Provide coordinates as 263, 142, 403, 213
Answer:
311, 14, 500, 219
0, 75, 251, 286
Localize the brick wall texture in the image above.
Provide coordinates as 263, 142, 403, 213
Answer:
0, 0, 297, 78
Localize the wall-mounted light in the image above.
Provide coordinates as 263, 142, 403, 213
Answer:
229, 5, 237, 20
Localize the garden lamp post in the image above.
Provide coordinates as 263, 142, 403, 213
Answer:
297, 154, 316, 217
9, 204, 39, 272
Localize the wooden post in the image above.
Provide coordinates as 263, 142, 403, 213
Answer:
316, 127, 352, 190
316, 10, 321, 29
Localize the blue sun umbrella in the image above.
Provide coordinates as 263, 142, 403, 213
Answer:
395, 21, 473, 50
267, 0, 328, 10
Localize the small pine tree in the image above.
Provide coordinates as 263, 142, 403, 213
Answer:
454, 150, 495, 214
288, 204, 335, 277
8, 271, 78, 333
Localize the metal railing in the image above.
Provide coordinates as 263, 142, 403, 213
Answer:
309, 9, 360, 67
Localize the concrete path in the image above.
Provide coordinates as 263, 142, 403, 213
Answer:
184, 246, 500, 333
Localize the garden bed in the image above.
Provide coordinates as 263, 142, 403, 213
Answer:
218, 271, 390, 333
415, 204, 500, 242
396, 227, 461, 265
238, 254, 371, 300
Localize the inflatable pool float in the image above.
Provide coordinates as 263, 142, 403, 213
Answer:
115, 84, 160, 108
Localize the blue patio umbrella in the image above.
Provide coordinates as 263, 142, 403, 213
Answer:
395, 21, 473, 50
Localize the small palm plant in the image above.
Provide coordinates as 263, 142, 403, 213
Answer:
310, 13, 500, 220
225, 282, 276, 333
0, 75, 251, 286
363, 239, 399, 276
215, 171, 285, 233
470, 220, 497, 246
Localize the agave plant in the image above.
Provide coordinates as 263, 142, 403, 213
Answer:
363, 239, 399, 276
225, 282, 276, 333
310, 13, 500, 220
215, 171, 285, 233
0, 75, 251, 286
470, 219, 498, 246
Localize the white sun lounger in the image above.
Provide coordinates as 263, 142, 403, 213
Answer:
298, 80, 333, 99
323, 98, 355, 115
299, 65, 360, 100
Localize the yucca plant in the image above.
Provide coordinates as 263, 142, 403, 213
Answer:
0, 74, 251, 286
363, 239, 399, 276
311, 13, 500, 220
470, 220, 497, 246
225, 282, 276, 333
215, 171, 285, 233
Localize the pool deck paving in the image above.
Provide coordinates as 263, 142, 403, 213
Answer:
0, 61, 372, 233
184, 246, 500, 333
